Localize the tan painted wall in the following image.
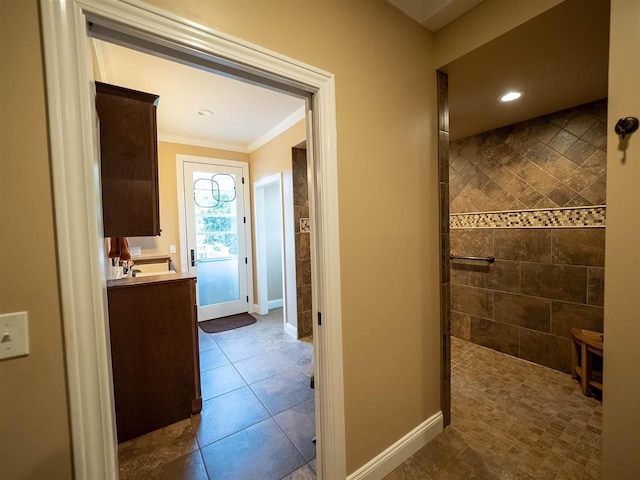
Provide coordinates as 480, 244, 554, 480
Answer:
248, 119, 306, 305
434, 0, 563, 68
11, 0, 611, 476
603, 0, 640, 477
249, 120, 305, 184
128, 142, 248, 273
0, 1, 74, 478
145, 1, 441, 472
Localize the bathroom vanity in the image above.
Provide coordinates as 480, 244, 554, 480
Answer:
106, 272, 201, 443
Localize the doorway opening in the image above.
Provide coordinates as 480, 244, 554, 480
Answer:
93, 37, 317, 477
40, 2, 346, 478
254, 172, 299, 335
433, 1, 609, 479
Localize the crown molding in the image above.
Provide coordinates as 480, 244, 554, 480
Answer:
158, 105, 305, 155
157, 133, 249, 153
248, 106, 306, 153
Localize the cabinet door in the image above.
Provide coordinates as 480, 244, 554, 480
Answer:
107, 278, 196, 442
96, 82, 160, 237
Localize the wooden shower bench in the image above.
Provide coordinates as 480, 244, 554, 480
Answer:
571, 328, 604, 397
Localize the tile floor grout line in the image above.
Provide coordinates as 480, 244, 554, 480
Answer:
271, 412, 315, 474
195, 448, 212, 480
195, 411, 271, 451
122, 309, 317, 480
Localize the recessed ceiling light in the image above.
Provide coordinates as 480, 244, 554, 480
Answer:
499, 91, 523, 102
198, 109, 214, 117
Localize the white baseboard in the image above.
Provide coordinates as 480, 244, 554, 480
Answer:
284, 322, 297, 339
268, 298, 283, 309
347, 411, 444, 480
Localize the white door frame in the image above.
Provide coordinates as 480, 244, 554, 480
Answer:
176, 155, 254, 317
254, 173, 299, 338
39, 1, 345, 479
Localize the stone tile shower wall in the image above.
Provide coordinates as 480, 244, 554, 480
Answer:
450, 228, 604, 372
449, 100, 607, 373
450, 99, 607, 212
292, 147, 312, 338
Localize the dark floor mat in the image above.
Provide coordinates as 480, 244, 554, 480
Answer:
198, 313, 256, 333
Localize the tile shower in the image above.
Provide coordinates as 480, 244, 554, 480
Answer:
449, 100, 607, 373
292, 147, 313, 338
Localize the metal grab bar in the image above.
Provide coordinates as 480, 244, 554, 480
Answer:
450, 254, 495, 263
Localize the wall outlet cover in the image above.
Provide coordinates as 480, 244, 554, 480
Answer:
300, 218, 311, 233
130, 246, 142, 257
169, 245, 177, 254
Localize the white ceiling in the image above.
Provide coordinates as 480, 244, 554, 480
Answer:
386, 0, 483, 31
93, 40, 305, 153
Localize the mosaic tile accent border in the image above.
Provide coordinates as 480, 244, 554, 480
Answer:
451, 205, 606, 229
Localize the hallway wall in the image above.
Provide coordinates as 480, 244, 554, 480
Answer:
449, 101, 607, 372
146, 1, 441, 472
0, 2, 73, 478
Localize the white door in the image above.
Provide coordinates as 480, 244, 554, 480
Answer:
183, 161, 249, 320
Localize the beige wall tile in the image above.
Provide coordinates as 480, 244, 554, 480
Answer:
521, 263, 588, 303
552, 229, 606, 266
519, 329, 571, 373
494, 292, 551, 332
469, 317, 519, 356
587, 268, 605, 307
494, 229, 551, 263
451, 311, 471, 341
551, 301, 604, 338
451, 285, 494, 320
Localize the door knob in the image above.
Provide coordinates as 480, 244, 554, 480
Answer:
614, 117, 639, 139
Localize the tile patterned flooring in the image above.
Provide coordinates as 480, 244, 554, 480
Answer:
119, 321, 603, 480
385, 337, 603, 480
118, 308, 317, 480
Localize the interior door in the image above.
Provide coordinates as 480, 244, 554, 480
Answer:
183, 161, 249, 320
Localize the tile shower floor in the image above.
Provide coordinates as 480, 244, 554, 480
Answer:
118, 308, 317, 480
385, 337, 602, 480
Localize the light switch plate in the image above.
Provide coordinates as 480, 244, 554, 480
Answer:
0, 311, 29, 360
169, 244, 176, 254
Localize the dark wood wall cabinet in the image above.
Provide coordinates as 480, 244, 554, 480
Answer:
107, 273, 201, 443
96, 82, 161, 237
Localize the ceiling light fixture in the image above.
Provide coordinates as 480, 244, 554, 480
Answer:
198, 109, 214, 117
499, 91, 523, 102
